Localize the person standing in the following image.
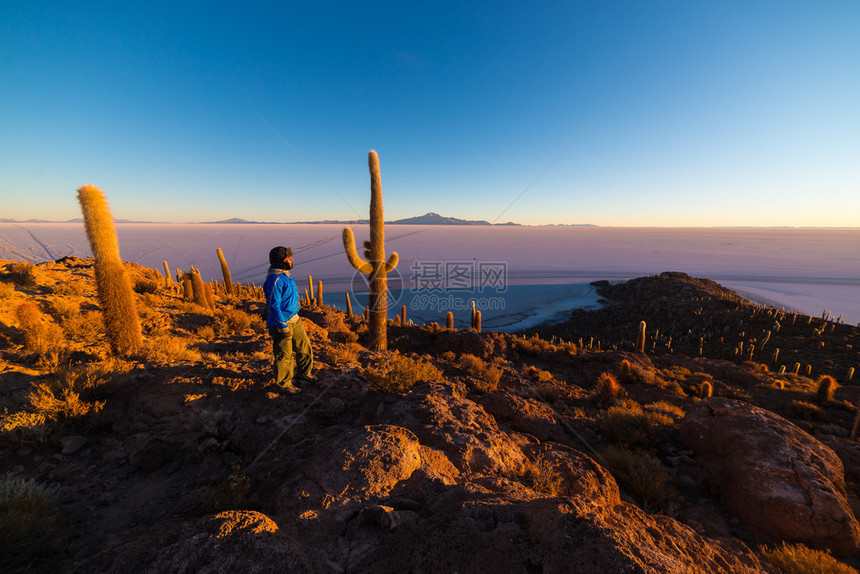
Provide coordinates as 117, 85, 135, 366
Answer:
263, 246, 314, 393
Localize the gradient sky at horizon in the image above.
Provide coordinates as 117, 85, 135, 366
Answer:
2, 2, 859, 226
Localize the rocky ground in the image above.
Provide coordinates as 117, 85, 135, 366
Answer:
1, 259, 859, 573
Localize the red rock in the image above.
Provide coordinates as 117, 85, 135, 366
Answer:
680, 397, 860, 556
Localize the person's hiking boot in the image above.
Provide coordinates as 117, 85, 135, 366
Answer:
279, 384, 301, 394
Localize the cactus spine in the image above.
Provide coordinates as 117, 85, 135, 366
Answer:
216, 248, 234, 296
342, 150, 399, 351
76, 184, 142, 356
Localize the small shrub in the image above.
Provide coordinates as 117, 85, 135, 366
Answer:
61, 309, 104, 341
54, 281, 84, 297
215, 307, 254, 335
327, 343, 362, 366
644, 401, 686, 419
0, 411, 51, 443
522, 454, 563, 496
458, 354, 502, 393
28, 383, 104, 420
144, 335, 203, 363
47, 295, 80, 321
514, 336, 553, 356
133, 278, 159, 294
533, 381, 563, 403
0, 473, 61, 572
602, 401, 672, 449
3, 262, 38, 288
760, 542, 858, 574
523, 365, 554, 383
599, 445, 677, 513
363, 352, 442, 394
15, 301, 65, 355
440, 351, 456, 362
197, 325, 216, 341
0, 282, 15, 299
789, 400, 824, 421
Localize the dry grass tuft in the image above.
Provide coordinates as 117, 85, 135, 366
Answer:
458, 354, 502, 393
215, 307, 257, 335
601, 400, 672, 449
363, 352, 442, 394
0, 411, 51, 443
788, 400, 824, 421
3, 262, 38, 288
144, 335, 203, 363
599, 445, 677, 513
15, 301, 65, 355
0, 281, 15, 299
760, 542, 858, 574
0, 473, 61, 572
522, 454, 563, 496
326, 343, 362, 366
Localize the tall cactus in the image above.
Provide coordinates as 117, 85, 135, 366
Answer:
76, 184, 142, 356
216, 248, 234, 296
343, 150, 399, 350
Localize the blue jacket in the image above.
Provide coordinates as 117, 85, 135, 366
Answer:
263, 268, 299, 329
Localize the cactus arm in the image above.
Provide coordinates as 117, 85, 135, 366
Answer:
342, 227, 373, 274
385, 252, 399, 272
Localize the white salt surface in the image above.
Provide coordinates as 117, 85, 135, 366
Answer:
2, 223, 858, 328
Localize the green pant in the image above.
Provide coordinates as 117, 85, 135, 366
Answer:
269, 318, 313, 388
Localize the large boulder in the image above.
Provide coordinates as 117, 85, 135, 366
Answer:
680, 398, 860, 556
275, 424, 423, 514
375, 384, 530, 477
349, 479, 765, 573
67, 511, 313, 574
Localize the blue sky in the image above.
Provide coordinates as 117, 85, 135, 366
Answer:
2, 1, 859, 226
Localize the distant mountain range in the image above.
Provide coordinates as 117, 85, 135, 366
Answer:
204, 212, 523, 225
0, 213, 595, 226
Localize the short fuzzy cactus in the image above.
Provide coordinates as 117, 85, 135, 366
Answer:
342, 151, 399, 351
815, 375, 837, 403
446, 311, 454, 330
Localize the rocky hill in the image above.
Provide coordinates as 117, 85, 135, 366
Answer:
1, 259, 859, 573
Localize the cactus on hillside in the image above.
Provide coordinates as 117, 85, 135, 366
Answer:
76, 184, 142, 356
345, 293, 353, 316
162, 261, 173, 290
446, 311, 454, 330
189, 268, 209, 309
342, 150, 399, 351
216, 248, 234, 296
636, 321, 646, 354
816, 375, 837, 403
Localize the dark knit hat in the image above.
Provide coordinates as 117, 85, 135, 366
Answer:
269, 246, 293, 266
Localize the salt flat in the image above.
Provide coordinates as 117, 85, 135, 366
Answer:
2, 223, 858, 327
